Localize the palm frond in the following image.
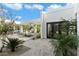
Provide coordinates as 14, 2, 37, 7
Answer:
51, 34, 78, 56
2, 38, 25, 52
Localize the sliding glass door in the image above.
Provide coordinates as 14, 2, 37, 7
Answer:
47, 21, 69, 39
47, 23, 59, 38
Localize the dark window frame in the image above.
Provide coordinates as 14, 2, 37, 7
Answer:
46, 21, 69, 39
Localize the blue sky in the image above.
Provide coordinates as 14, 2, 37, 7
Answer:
0, 3, 67, 22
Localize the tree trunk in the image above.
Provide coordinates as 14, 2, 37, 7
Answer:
11, 48, 15, 52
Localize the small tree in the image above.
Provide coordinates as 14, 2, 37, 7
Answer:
34, 24, 40, 33
0, 5, 20, 52
0, 23, 10, 52
23, 24, 30, 32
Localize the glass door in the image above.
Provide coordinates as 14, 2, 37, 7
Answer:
47, 23, 59, 39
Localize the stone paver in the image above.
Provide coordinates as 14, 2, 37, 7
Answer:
20, 39, 54, 56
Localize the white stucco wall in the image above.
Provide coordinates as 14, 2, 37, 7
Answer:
45, 7, 75, 22
41, 5, 76, 39
76, 4, 79, 56
76, 4, 79, 36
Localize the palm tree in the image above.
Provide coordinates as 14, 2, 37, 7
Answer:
2, 38, 25, 52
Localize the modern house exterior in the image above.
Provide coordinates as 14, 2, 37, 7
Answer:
22, 4, 79, 39
41, 4, 77, 39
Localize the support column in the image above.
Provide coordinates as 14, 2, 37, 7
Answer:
41, 11, 46, 39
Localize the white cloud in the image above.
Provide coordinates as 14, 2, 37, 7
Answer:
47, 4, 62, 11
3, 3, 23, 10
25, 4, 32, 9
5, 19, 11, 23
24, 4, 44, 10
48, 4, 62, 8
33, 4, 44, 10
15, 21, 21, 24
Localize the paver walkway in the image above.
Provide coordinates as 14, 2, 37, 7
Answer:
20, 39, 54, 56
0, 34, 54, 56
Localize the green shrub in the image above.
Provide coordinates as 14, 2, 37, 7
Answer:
50, 34, 78, 56
2, 38, 25, 52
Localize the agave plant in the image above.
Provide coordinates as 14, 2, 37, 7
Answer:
50, 34, 78, 56
2, 38, 25, 52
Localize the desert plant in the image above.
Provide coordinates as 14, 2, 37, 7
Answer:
50, 34, 78, 56
2, 38, 25, 52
